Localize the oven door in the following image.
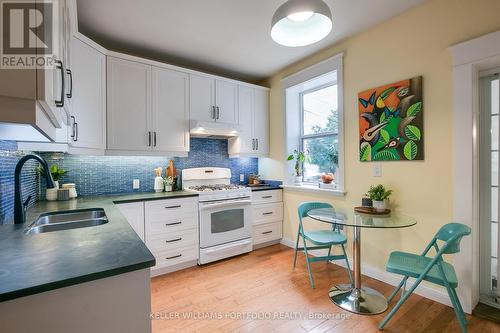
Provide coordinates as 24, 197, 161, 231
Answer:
199, 198, 252, 248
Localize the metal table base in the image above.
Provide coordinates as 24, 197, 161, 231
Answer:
328, 222, 388, 315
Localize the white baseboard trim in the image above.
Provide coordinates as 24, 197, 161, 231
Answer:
280, 237, 453, 309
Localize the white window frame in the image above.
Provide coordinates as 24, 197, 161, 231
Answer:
282, 53, 345, 195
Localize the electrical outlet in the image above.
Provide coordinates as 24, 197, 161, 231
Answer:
239, 174, 244, 182
133, 179, 140, 189
372, 164, 382, 177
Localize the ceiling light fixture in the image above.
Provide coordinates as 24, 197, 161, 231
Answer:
271, 0, 333, 47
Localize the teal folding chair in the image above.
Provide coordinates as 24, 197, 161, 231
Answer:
379, 223, 471, 332
293, 202, 354, 289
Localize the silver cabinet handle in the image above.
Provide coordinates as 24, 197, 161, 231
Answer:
153, 132, 157, 147
55, 60, 65, 107
70, 116, 76, 140
262, 195, 272, 199
216, 106, 220, 120
74, 122, 78, 142
262, 212, 273, 216
165, 205, 181, 209
66, 69, 73, 98
256, 139, 258, 150
262, 231, 273, 235
148, 132, 152, 147
166, 254, 182, 260
211, 106, 216, 119
165, 221, 182, 226
165, 238, 182, 243
252, 139, 255, 150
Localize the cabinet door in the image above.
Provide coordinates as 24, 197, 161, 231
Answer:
215, 80, 238, 124
69, 37, 105, 149
107, 57, 152, 151
253, 89, 269, 155
117, 202, 145, 241
190, 74, 215, 122
152, 67, 189, 152
236, 85, 254, 153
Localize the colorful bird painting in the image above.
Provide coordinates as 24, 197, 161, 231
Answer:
359, 77, 424, 161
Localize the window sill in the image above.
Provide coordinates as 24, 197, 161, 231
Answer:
282, 184, 347, 196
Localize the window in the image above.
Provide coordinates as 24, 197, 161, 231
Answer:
283, 53, 344, 193
300, 84, 339, 183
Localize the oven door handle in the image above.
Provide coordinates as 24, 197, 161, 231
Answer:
199, 199, 251, 211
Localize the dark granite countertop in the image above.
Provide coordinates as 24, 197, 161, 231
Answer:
250, 185, 283, 192
0, 191, 198, 302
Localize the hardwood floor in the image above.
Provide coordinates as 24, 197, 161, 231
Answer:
151, 244, 500, 333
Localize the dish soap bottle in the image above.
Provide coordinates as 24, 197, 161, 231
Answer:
154, 167, 164, 192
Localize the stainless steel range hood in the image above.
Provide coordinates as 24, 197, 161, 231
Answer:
190, 120, 240, 138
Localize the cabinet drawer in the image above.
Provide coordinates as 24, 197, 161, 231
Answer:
251, 190, 282, 204
153, 245, 198, 269
146, 229, 198, 253
253, 222, 282, 245
146, 214, 197, 236
253, 202, 283, 225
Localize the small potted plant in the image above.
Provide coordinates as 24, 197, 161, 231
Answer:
37, 164, 68, 189
164, 176, 175, 192
287, 150, 306, 184
365, 184, 393, 212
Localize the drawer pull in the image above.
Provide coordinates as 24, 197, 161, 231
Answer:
166, 254, 182, 260
261, 195, 272, 199
165, 205, 181, 209
262, 212, 274, 215
262, 231, 273, 235
165, 221, 182, 227
165, 238, 182, 243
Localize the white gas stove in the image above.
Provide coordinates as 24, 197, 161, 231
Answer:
182, 167, 253, 264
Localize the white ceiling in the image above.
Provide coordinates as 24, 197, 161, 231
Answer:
77, 0, 426, 83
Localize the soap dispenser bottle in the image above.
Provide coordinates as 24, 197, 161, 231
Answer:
154, 167, 164, 192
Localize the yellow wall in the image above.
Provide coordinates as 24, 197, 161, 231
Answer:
260, 0, 500, 272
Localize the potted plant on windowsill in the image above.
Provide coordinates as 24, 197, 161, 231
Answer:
366, 184, 393, 212
287, 150, 306, 184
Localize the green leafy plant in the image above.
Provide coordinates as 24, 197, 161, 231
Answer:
287, 150, 306, 177
37, 164, 68, 182
365, 184, 393, 201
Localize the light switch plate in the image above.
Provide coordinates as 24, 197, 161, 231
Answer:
239, 174, 244, 182
372, 164, 382, 177
133, 179, 140, 189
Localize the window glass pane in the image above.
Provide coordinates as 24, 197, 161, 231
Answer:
492, 79, 499, 115
493, 151, 499, 186
492, 187, 498, 222
492, 115, 499, 151
302, 136, 338, 183
302, 85, 338, 135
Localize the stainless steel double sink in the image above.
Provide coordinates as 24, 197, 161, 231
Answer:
25, 208, 109, 235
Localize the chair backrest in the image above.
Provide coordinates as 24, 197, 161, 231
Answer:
434, 222, 471, 254
297, 202, 333, 222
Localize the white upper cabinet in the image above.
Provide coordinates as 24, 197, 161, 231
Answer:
190, 75, 215, 122
151, 67, 190, 153
229, 86, 270, 157
190, 74, 238, 125
107, 57, 152, 152
215, 80, 238, 124
253, 89, 270, 155
68, 37, 106, 150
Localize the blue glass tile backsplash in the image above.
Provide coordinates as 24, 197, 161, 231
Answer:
41, 138, 258, 197
0, 141, 39, 224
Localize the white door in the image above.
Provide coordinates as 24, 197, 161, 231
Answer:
190, 74, 215, 122
253, 89, 269, 155
151, 67, 190, 152
236, 85, 254, 153
215, 80, 238, 124
107, 57, 152, 151
69, 37, 106, 149
116, 202, 145, 241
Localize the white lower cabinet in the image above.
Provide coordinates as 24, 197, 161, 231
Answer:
251, 190, 283, 246
144, 197, 199, 274
116, 202, 145, 241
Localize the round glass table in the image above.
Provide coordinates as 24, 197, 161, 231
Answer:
307, 208, 417, 315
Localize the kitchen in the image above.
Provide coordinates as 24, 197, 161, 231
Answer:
1, 0, 500, 332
